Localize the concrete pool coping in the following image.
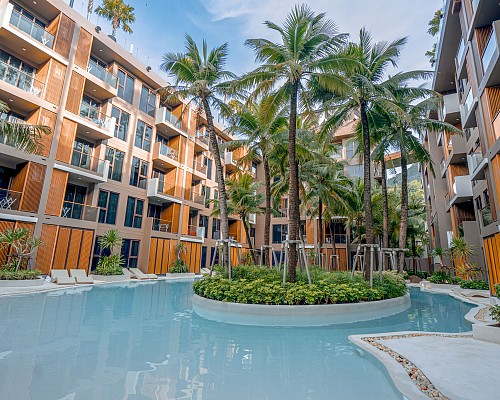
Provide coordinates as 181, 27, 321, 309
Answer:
192, 292, 411, 326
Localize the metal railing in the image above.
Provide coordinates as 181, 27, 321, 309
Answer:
158, 142, 179, 161
87, 59, 118, 88
79, 103, 113, 128
61, 201, 98, 221
70, 149, 104, 173
479, 204, 493, 227
0, 59, 44, 97
151, 218, 174, 233
0, 188, 22, 210
9, 9, 54, 48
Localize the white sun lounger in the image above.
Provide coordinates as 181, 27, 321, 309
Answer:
122, 268, 135, 278
51, 269, 76, 285
129, 268, 150, 280
70, 269, 94, 284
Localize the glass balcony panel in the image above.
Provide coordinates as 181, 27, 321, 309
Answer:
9, 10, 54, 49
87, 59, 118, 88
61, 201, 98, 221
481, 34, 496, 73
0, 60, 44, 97
79, 103, 112, 128
158, 143, 179, 161
480, 204, 493, 227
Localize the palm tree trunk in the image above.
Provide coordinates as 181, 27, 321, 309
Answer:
242, 215, 257, 264
202, 98, 230, 270
381, 160, 389, 250
398, 152, 409, 272
264, 157, 272, 267
87, 0, 93, 20
112, 14, 118, 37
360, 101, 373, 279
288, 81, 299, 283
318, 197, 323, 267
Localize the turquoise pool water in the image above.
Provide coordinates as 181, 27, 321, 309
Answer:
0, 283, 473, 400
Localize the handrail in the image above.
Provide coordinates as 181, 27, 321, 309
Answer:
70, 149, 105, 172
61, 200, 98, 222
87, 59, 118, 88
158, 142, 179, 161
9, 9, 54, 48
0, 59, 44, 97
79, 103, 112, 128
0, 188, 22, 211
151, 217, 175, 233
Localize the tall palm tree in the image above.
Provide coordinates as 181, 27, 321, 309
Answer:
95, 0, 135, 38
212, 174, 265, 265
87, 0, 93, 20
322, 29, 409, 254
227, 96, 287, 267
241, 4, 348, 282
0, 101, 50, 154
160, 35, 236, 269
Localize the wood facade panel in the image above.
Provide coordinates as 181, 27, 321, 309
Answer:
44, 60, 66, 105
74, 28, 93, 69
21, 162, 46, 212
79, 230, 94, 272
53, 13, 75, 58
476, 25, 493, 55
56, 118, 77, 163
66, 229, 82, 270
53, 227, 70, 268
45, 169, 68, 216
35, 224, 58, 274
484, 233, 500, 294
37, 109, 57, 156
148, 238, 157, 274
65, 72, 85, 114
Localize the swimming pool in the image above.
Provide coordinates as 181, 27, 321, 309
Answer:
0, 283, 473, 400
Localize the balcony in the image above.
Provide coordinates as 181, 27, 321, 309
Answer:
455, 39, 467, 80
151, 218, 175, 233
81, 59, 119, 100
191, 131, 209, 152
0, 59, 44, 112
450, 175, 473, 205
479, 204, 494, 227
66, 103, 115, 140
181, 225, 205, 242
459, 88, 477, 128
192, 160, 207, 180
467, 153, 488, 181
61, 201, 98, 222
147, 178, 182, 205
224, 151, 238, 171
190, 193, 206, 208
152, 141, 180, 169
446, 134, 467, 164
54, 150, 110, 183
441, 93, 460, 123
0, 3, 56, 64
481, 21, 500, 90
155, 107, 187, 137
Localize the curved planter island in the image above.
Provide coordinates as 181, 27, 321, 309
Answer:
192, 292, 411, 327
0, 278, 44, 287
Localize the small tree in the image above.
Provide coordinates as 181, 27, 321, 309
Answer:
170, 243, 189, 273
94, 229, 124, 275
95, 0, 135, 38
0, 228, 42, 271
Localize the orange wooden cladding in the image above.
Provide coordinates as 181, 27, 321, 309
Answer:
43, 60, 66, 105
65, 72, 85, 114
35, 225, 94, 273
490, 157, 500, 219
184, 172, 193, 200
37, 109, 57, 156
148, 238, 175, 274
484, 233, 500, 294
53, 13, 75, 58
45, 169, 69, 216
56, 118, 77, 163
8, 162, 46, 213
476, 25, 493, 56
485, 86, 500, 120
74, 28, 93, 69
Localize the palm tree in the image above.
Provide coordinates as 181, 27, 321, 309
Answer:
0, 228, 41, 271
241, 4, 348, 282
212, 174, 265, 265
160, 35, 236, 269
98, 229, 122, 255
0, 101, 51, 154
87, 0, 93, 20
95, 0, 135, 38
322, 29, 409, 256
227, 96, 287, 267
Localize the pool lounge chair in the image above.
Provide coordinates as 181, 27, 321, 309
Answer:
51, 269, 76, 285
70, 269, 94, 284
129, 268, 157, 280
122, 268, 135, 278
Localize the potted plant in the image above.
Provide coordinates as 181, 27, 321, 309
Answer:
0, 228, 43, 287
91, 230, 128, 281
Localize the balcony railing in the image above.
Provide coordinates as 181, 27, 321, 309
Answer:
0, 188, 22, 211
157, 180, 177, 197
482, 33, 495, 73
193, 160, 207, 174
79, 103, 113, 129
195, 131, 210, 146
463, 88, 474, 116
87, 59, 118, 88
187, 225, 204, 239
191, 193, 205, 205
467, 153, 483, 174
70, 149, 106, 173
158, 142, 179, 161
479, 204, 493, 227
9, 9, 54, 49
456, 39, 465, 64
61, 201, 98, 222
0, 59, 44, 97
151, 218, 174, 233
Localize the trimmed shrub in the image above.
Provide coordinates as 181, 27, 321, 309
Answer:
170, 259, 190, 273
0, 269, 41, 280
93, 255, 124, 276
460, 280, 489, 290
490, 305, 500, 324
428, 271, 462, 284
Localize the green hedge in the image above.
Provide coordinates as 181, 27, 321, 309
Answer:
194, 266, 407, 305
428, 271, 462, 284
460, 280, 489, 290
0, 269, 41, 280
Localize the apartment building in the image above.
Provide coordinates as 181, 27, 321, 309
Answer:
422, 0, 500, 291
0, 0, 254, 275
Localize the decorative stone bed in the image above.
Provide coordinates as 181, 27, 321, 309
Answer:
192, 292, 411, 326
0, 277, 44, 287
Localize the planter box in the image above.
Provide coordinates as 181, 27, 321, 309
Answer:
89, 274, 130, 282
473, 323, 500, 345
0, 277, 44, 287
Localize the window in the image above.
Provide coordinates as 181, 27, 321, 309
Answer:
124, 196, 144, 228
207, 158, 213, 180
346, 164, 364, 179
272, 224, 288, 244
212, 218, 221, 240
80, 95, 100, 121
111, 106, 130, 141
204, 186, 211, 208
11, 3, 46, 27
345, 141, 358, 159
0, 49, 36, 93
156, 134, 169, 146
71, 138, 93, 169
129, 157, 148, 189
91, 236, 111, 271
105, 147, 124, 182
121, 239, 139, 268
62, 183, 87, 219
134, 120, 152, 151
117, 69, 134, 103
98, 190, 119, 224
139, 85, 156, 117
251, 161, 257, 176
199, 215, 209, 238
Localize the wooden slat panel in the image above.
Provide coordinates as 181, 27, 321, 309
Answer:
56, 118, 77, 163
45, 170, 68, 216
65, 72, 85, 114
35, 224, 58, 274
155, 239, 162, 274
486, 86, 500, 120
15, 222, 35, 233
78, 230, 94, 272
66, 229, 82, 270
10, 162, 28, 193
20, 162, 46, 212
53, 13, 75, 58
44, 60, 66, 105
37, 108, 56, 156
53, 227, 70, 269
74, 28, 93, 69
148, 238, 157, 274
476, 25, 493, 55
192, 243, 200, 273
161, 239, 170, 274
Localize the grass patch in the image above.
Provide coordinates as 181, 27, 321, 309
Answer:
0, 269, 41, 280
